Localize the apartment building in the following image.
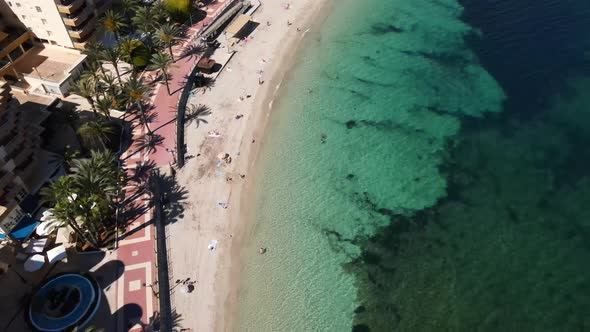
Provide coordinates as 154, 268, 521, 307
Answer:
0, 81, 50, 236
2, 0, 112, 50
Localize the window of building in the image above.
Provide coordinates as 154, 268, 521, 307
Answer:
15, 2, 20, 7
41, 19, 47, 24
35, 6, 42, 12
47, 30, 53, 36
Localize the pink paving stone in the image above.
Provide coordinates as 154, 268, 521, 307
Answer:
115, 4, 231, 326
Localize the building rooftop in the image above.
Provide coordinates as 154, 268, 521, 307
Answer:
11, 90, 56, 108
13, 45, 86, 83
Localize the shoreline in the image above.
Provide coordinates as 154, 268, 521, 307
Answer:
224, 0, 335, 328
167, 0, 333, 331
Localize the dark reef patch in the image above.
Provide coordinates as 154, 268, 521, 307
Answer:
341, 105, 590, 330
371, 22, 404, 35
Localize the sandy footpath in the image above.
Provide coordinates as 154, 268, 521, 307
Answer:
166, 0, 331, 331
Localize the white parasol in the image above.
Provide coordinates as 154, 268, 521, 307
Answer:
207, 239, 218, 251
24, 254, 45, 272
40, 209, 54, 221
36, 220, 61, 236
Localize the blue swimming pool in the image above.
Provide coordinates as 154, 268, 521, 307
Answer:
29, 274, 100, 332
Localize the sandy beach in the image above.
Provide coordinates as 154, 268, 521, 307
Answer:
167, 0, 331, 330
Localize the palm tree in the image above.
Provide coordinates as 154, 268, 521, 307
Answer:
41, 151, 123, 249
120, 0, 139, 26
40, 177, 100, 248
95, 94, 116, 119
132, 6, 162, 49
70, 78, 98, 117
148, 51, 173, 95
100, 9, 126, 41
154, 23, 180, 61
82, 43, 106, 75
99, 46, 123, 82
77, 119, 115, 151
70, 150, 120, 198
118, 36, 150, 70
123, 75, 153, 135
99, 72, 118, 97
185, 104, 211, 127
57, 107, 85, 150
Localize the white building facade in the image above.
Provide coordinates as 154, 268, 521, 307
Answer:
1, 0, 112, 50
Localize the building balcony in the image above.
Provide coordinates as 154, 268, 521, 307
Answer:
0, 130, 24, 156
0, 29, 33, 61
0, 169, 14, 190
14, 152, 36, 178
15, 155, 35, 180
12, 147, 32, 168
73, 41, 88, 50
0, 113, 15, 135
68, 17, 97, 39
62, 7, 93, 27
57, 0, 85, 15
1, 182, 21, 205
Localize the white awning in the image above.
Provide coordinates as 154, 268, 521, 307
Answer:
46, 245, 67, 264
225, 14, 252, 37
24, 254, 45, 272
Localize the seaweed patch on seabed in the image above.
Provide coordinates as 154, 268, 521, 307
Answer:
399, 49, 470, 68
342, 119, 428, 136
354, 76, 396, 88
370, 22, 405, 35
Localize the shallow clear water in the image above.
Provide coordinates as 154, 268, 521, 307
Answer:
236, 0, 590, 331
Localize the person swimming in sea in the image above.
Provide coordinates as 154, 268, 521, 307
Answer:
320, 133, 327, 143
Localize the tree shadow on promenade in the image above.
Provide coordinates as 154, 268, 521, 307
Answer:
119, 167, 187, 241
177, 43, 206, 62
133, 133, 164, 156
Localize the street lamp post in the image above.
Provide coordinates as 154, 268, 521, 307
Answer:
143, 281, 159, 297
165, 148, 177, 164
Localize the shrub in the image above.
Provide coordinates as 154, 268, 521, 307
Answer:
164, 0, 192, 22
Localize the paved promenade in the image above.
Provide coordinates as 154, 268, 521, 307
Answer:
112, 1, 234, 330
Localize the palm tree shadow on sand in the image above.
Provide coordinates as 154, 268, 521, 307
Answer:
185, 104, 211, 128
149, 171, 188, 225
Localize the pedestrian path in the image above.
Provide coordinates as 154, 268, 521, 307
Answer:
112, 1, 235, 329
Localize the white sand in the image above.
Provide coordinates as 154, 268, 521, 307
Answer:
167, 1, 331, 331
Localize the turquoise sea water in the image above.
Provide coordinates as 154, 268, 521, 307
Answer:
236, 0, 590, 330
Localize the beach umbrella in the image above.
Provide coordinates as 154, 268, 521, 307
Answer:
40, 210, 57, 222
24, 254, 45, 272
180, 285, 190, 293
36, 220, 61, 236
